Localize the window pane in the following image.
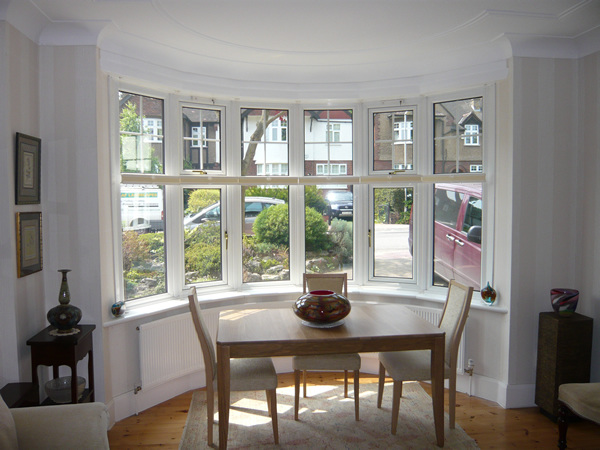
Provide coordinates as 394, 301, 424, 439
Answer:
305, 185, 353, 279
433, 183, 482, 290
242, 186, 289, 282
241, 109, 288, 176
373, 110, 414, 172
433, 98, 483, 174
121, 185, 166, 300
183, 188, 222, 284
182, 107, 221, 171
119, 92, 164, 174
373, 187, 413, 279
304, 110, 353, 176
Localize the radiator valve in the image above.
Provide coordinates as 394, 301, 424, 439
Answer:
465, 359, 474, 376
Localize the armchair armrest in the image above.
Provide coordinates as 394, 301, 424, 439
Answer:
11, 402, 109, 450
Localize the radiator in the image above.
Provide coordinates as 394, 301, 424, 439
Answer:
404, 305, 466, 373
138, 305, 465, 390
138, 310, 219, 389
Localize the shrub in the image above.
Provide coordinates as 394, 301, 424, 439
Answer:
139, 232, 165, 262
184, 223, 222, 280
186, 189, 220, 215
305, 185, 328, 214
305, 206, 331, 251
122, 230, 149, 272
329, 218, 353, 262
253, 203, 289, 246
244, 186, 288, 202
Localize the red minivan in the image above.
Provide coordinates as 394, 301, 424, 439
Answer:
409, 183, 482, 290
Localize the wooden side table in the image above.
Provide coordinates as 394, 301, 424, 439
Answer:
26, 324, 95, 405
535, 312, 593, 420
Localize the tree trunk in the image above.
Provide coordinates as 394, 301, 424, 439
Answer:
241, 110, 286, 176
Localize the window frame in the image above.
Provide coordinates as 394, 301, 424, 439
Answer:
109, 79, 494, 310
181, 101, 226, 176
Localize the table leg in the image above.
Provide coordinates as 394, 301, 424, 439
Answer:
88, 350, 95, 402
217, 344, 231, 450
71, 363, 78, 404
431, 335, 445, 447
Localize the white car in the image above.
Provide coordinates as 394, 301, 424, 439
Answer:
184, 197, 285, 234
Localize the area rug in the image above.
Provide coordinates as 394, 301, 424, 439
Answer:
180, 382, 479, 449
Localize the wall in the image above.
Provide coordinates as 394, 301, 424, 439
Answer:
0, 21, 44, 387
579, 51, 600, 380
39, 44, 106, 401
509, 55, 598, 389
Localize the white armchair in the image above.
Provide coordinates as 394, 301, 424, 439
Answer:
1, 395, 110, 450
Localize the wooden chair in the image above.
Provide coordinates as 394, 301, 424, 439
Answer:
558, 382, 600, 449
188, 287, 279, 446
292, 273, 361, 421
377, 280, 473, 433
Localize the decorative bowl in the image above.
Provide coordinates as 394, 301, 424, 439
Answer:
293, 290, 351, 327
44, 376, 86, 404
551, 288, 579, 316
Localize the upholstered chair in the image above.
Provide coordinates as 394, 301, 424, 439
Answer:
293, 273, 361, 421
558, 382, 600, 449
188, 287, 279, 445
377, 280, 473, 433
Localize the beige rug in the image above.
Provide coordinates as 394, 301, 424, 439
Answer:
180, 382, 479, 449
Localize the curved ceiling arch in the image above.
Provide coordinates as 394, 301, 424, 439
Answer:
4, 0, 600, 99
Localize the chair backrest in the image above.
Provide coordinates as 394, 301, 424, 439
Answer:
188, 287, 217, 383
303, 273, 348, 297
438, 280, 473, 368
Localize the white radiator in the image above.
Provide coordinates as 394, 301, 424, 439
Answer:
405, 305, 466, 373
137, 305, 465, 390
138, 310, 219, 389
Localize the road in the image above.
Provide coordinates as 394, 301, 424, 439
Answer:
373, 223, 413, 279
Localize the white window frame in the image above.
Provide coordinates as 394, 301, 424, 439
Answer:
191, 126, 207, 148
109, 80, 494, 311
142, 117, 163, 143
181, 102, 226, 175
393, 119, 413, 141
463, 123, 480, 146
316, 163, 347, 175
267, 116, 287, 142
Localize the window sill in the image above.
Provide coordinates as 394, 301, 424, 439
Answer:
103, 284, 507, 328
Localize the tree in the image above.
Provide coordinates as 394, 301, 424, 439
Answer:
241, 110, 286, 175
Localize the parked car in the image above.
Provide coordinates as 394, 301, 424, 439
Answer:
409, 183, 481, 289
184, 196, 285, 234
326, 190, 353, 224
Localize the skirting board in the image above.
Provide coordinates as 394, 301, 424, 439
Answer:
106, 354, 535, 426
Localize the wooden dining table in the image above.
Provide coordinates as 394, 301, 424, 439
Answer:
216, 303, 446, 449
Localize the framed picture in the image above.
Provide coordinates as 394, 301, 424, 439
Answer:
15, 132, 41, 205
16, 212, 43, 278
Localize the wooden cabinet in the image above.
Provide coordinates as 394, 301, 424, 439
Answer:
535, 312, 593, 419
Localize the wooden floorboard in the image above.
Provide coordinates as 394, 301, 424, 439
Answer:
108, 372, 600, 449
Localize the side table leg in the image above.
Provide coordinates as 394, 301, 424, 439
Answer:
89, 350, 95, 402
71, 364, 78, 404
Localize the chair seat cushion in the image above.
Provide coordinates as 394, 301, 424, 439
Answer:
558, 383, 600, 424
227, 357, 278, 391
379, 350, 451, 381
292, 353, 361, 371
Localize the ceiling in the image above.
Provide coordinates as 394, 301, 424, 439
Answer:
4, 0, 600, 99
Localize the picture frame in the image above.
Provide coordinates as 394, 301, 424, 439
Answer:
16, 212, 43, 278
15, 132, 41, 205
